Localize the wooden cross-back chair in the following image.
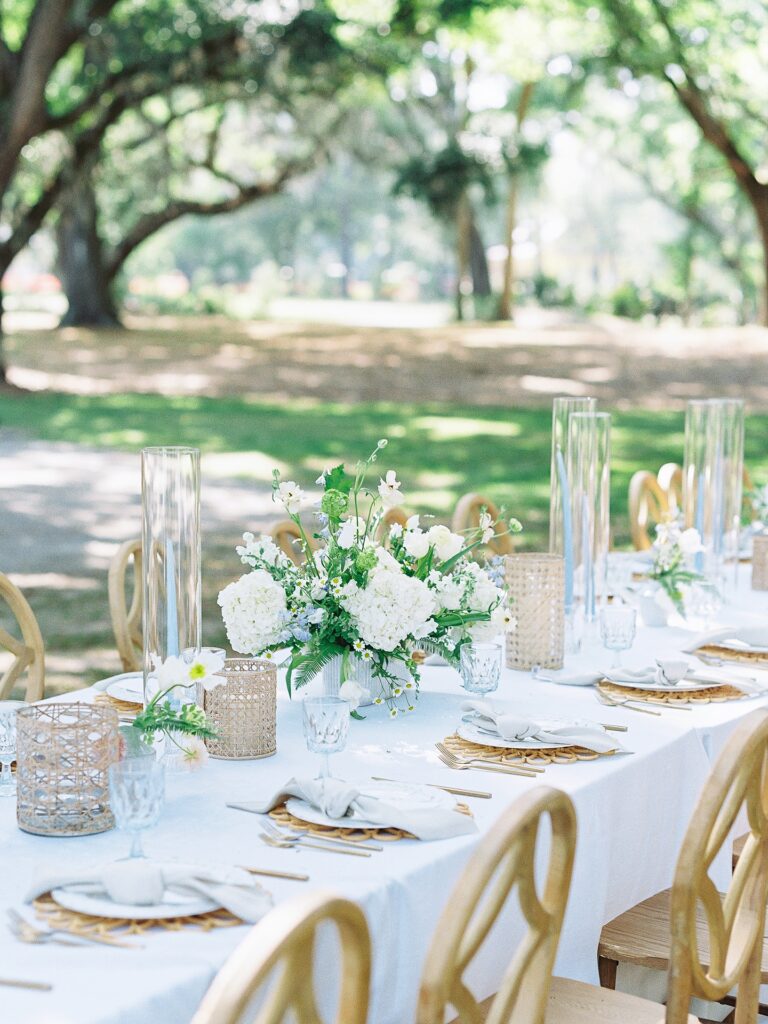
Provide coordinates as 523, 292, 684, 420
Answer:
0, 572, 45, 702
377, 505, 409, 541
451, 493, 515, 558
659, 463, 755, 522
190, 892, 370, 1024
417, 787, 576, 1024
593, 707, 768, 1024
658, 463, 683, 514
270, 521, 318, 567
628, 471, 670, 551
108, 539, 143, 673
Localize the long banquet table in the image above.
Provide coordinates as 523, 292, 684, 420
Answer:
3, 568, 768, 1024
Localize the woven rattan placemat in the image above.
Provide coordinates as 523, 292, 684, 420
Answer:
599, 680, 746, 705
695, 644, 768, 667
442, 732, 612, 766
94, 692, 142, 716
33, 892, 243, 936
269, 800, 472, 842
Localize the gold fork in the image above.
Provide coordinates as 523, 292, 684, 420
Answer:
261, 818, 383, 853
7, 909, 140, 949
435, 743, 541, 777
259, 833, 372, 858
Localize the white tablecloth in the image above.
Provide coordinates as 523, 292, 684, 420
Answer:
3, 568, 768, 1024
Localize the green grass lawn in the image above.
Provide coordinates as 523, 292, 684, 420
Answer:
4, 390, 768, 548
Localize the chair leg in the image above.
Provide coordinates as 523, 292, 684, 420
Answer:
597, 956, 618, 990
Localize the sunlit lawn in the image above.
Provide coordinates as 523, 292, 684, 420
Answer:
5, 390, 768, 549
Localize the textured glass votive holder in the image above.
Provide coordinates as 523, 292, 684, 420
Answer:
752, 535, 768, 591
16, 703, 120, 836
504, 554, 565, 670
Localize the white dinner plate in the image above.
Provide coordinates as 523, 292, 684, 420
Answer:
50, 886, 216, 920
104, 673, 144, 703
457, 717, 605, 750
285, 780, 456, 830
602, 674, 722, 693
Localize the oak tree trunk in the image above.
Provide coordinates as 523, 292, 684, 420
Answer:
56, 171, 120, 327
469, 217, 491, 297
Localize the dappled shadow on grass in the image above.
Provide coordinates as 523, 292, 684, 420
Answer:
5, 391, 768, 549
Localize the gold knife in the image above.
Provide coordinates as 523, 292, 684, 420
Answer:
238, 866, 309, 882
0, 978, 53, 992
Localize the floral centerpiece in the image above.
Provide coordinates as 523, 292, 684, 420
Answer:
218, 442, 521, 716
124, 649, 225, 769
648, 518, 704, 616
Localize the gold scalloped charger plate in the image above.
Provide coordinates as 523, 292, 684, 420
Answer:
51, 886, 216, 920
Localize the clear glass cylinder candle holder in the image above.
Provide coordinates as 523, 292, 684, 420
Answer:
568, 412, 611, 624
16, 703, 120, 836
141, 446, 201, 705
549, 397, 597, 606
683, 399, 744, 588
504, 554, 565, 670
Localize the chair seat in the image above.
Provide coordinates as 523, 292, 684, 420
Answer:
546, 976, 697, 1023
599, 887, 768, 978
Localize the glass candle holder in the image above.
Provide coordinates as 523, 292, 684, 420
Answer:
568, 412, 611, 626
198, 658, 277, 760
504, 554, 565, 670
752, 535, 768, 591
16, 703, 120, 836
142, 446, 201, 706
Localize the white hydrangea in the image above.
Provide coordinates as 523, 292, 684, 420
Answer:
217, 570, 288, 654
431, 575, 463, 611
341, 568, 437, 651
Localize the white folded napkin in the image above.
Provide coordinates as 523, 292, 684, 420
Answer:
245, 777, 476, 841
24, 861, 272, 924
461, 700, 622, 754
534, 670, 602, 687
603, 659, 689, 687
683, 627, 768, 654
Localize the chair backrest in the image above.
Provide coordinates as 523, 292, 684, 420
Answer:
0, 572, 45, 701
417, 787, 576, 1024
191, 892, 370, 1024
378, 505, 409, 541
628, 471, 670, 551
661, 463, 754, 522
451, 493, 514, 557
270, 521, 317, 566
657, 463, 683, 513
665, 708, 768, 1023
108, 538, 143, 673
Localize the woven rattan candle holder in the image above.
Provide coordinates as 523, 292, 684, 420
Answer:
16, 703, 120, 837
504, 554, 565, 670
752, 535, 768, 590
199, 658, 276, 760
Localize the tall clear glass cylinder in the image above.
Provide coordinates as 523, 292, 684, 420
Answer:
549, 397, 596, 619
141, 447, 201, 704
683, 399, 744, 586
568, 412, 611, 625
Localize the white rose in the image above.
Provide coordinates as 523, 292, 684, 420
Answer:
403, 529, 430, 559
427, 525, 464, 562
339, 679, 369, 710
679, 528, 703, 555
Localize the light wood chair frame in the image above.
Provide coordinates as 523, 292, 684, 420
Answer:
451, 493, 514, 557
270, 520, 318, 566
108, 538, 143, 673
377, 505, 409, 541
191, 891, 370, 1024
657, 463, 683, 514
0, 572, 45, 701
628, 471, 670, 551
417, 787, 576, 1024
598, 708, 768, 1024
